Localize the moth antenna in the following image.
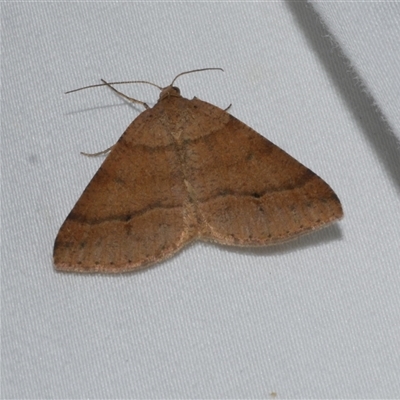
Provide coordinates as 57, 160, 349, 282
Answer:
65, 68, 224, 95
65, 80, 163, 94
170, 68, 224, 87
100, 79, 150, 109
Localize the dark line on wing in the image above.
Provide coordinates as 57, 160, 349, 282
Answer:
66, 202, 183, 225
196, 169, 318, 203
116, 136, 176, 153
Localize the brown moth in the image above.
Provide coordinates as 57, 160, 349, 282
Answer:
54, 68, 343, 273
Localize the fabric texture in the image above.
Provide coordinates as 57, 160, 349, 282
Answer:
2, 3, 399, 398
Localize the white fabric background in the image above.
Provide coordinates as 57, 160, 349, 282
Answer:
2, 2, 399, 399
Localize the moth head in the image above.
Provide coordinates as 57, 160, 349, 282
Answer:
159, 85, 181, 101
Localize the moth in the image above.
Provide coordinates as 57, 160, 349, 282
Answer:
54, 68, 343, 273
